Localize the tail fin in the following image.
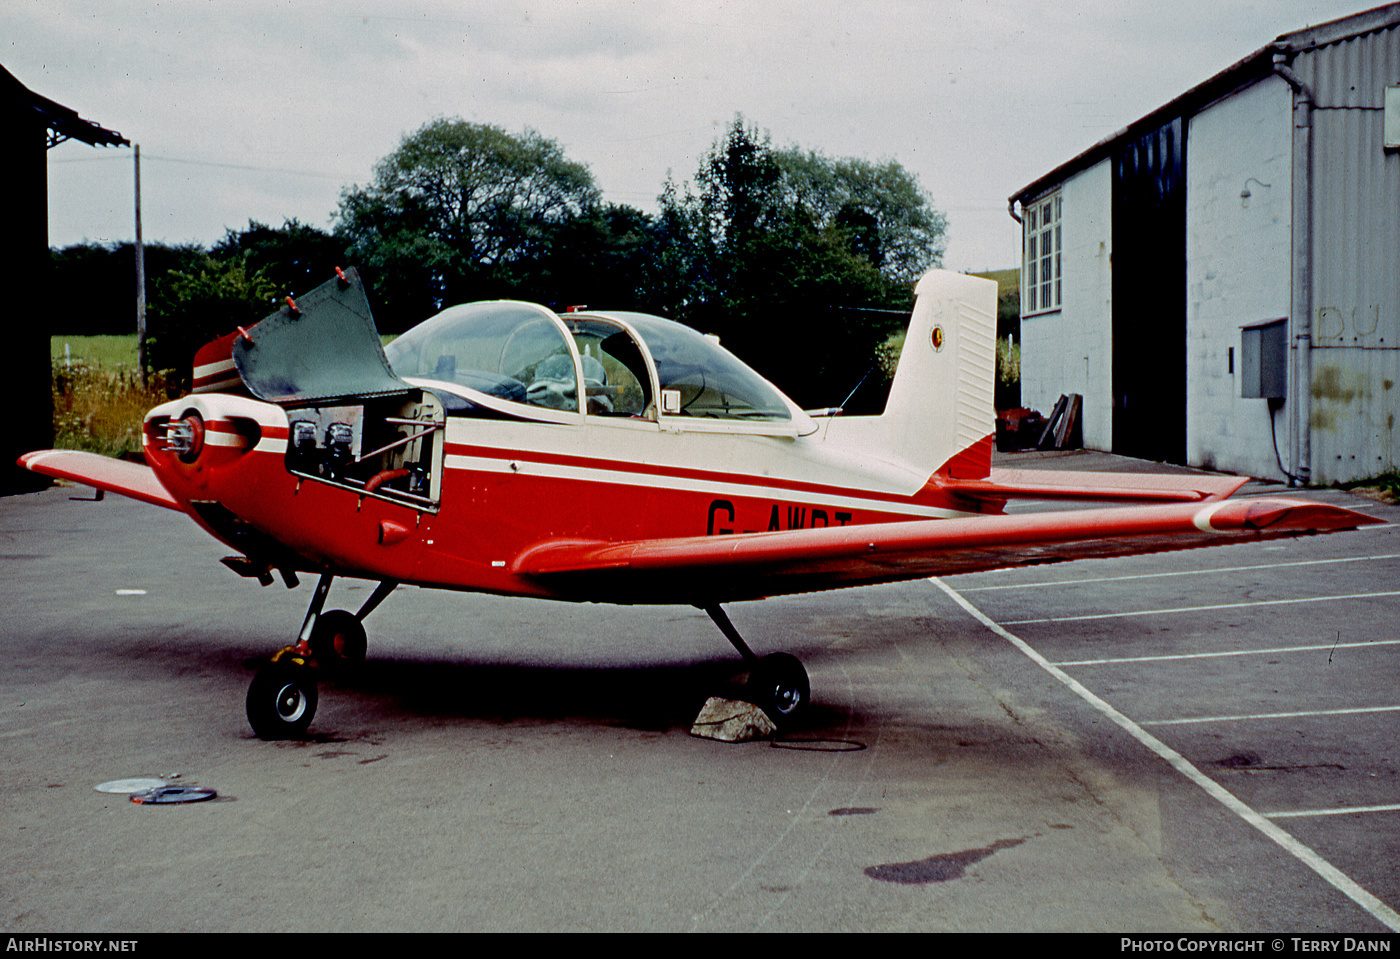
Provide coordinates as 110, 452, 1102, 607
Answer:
879, 270, 998, 478
191, 330, 246, 394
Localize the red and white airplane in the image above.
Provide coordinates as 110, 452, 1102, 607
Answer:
20, 268, 1380, 738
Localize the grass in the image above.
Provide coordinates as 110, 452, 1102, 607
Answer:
52, 335, 141, 368
50, 336, 169, 457
970, 268, 1020, 298
1338, 471, 1400, 503
48, 333, 398, 458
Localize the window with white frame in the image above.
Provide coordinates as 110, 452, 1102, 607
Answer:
1023, 193, 1061, 314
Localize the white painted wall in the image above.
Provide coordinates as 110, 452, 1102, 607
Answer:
1185, 75, 1294, 480
1019, 159, 1114, 449
1024, 54, 1395, 483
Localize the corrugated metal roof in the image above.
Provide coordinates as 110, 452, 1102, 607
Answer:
1009, 2, 1400, 205
0, 63, 127, 148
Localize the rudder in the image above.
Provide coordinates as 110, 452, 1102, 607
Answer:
881, 270, 998, 478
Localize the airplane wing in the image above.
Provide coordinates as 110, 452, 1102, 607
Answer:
512, 496, 1385, 604
18, 450, 181, 511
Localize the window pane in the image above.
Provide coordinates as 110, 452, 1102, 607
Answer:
566, 317, 652, 416
607, 312, 792, 421
385, 301, 578, 411
1024, 192, 1065, 313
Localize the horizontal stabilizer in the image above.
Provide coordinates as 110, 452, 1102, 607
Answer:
18, 450, 181, 511
938, 467, 1249, 505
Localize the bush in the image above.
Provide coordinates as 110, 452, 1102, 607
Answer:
52, 358, 172, 457
146, 254, 277, 391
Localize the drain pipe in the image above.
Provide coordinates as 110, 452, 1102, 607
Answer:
1271, 47, 1313, 486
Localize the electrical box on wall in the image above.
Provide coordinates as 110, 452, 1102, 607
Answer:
1386, 85, 1400, 150
1241, 319, 1288, 400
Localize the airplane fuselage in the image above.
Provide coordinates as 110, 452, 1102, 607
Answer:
142, 390, 978, 603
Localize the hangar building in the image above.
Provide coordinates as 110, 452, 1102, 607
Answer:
1009, 4, 1400, 485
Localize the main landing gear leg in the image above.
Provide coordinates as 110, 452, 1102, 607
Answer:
246, 574, 398, 740
702, 603, 810, 727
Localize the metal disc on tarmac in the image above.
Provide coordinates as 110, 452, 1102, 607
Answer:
94, 778, 168, 794
128, 785, 217, 805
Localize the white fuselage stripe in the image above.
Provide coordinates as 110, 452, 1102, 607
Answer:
194, 358, 237, 379
442, 453, 965, 519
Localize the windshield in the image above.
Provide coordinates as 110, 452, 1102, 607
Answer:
385, 301, 795, 425
384, 301, 579, 412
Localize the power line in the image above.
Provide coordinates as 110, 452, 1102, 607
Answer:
51, 150, 363, 181
147, 154, 362, 180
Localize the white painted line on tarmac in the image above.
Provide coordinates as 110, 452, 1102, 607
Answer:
1002, 590, 1400, 625
930, 576, 1400, 933
1055, 639, 1400, 668
1266, 804, 1400, 820
956, 554, 1400, 592
1141, 705, 1400, 726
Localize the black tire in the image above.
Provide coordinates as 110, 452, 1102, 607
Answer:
246, 662, 318, 739
748, 652, 810, 726
310, 610, 367, 675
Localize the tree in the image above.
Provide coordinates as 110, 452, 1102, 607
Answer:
210, 219, 350, 300
648, 117, 943, 409
335, 119, 602, 328
532, 203, 654, 310
50, 242, 204, 336
772, 148, 948, 285
145, 254, 277, 389
693, 118, 785, 260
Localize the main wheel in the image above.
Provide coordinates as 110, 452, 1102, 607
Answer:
310, 610, 367, 675
748, 652, 810, 726
246, 661, 319, 739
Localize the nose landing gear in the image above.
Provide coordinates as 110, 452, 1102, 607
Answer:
245, 573, 397, 739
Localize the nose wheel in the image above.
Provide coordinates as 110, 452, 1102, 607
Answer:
246, 655, 319, 739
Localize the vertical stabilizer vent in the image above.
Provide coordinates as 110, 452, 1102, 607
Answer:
881, 271, 998, 478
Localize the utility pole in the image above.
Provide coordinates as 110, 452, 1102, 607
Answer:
134, 143, 147, 387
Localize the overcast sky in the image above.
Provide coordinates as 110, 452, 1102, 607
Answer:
5, 0, 1380, 275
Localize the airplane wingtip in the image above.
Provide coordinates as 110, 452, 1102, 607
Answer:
1241, 499, 1388, 532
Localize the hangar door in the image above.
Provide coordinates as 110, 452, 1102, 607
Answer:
1111, 117, 1187, 464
